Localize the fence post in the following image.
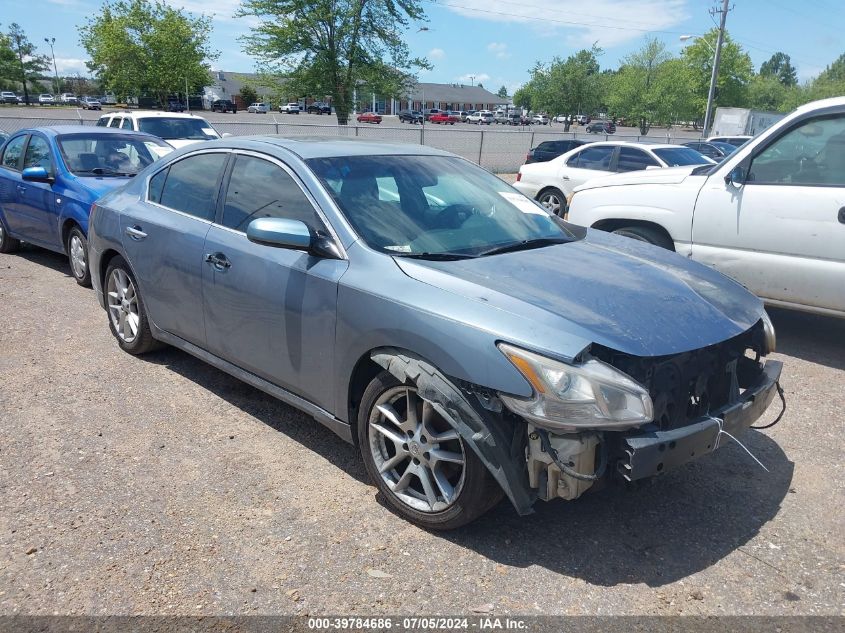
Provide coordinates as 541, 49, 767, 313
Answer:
530, 130, 535, 148
477, 130, 484, 166
355, 125, 359, 137
273, 114, 279, 134
420, 124, 425, 146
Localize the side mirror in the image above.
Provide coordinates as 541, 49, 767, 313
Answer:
725, 165, 746, 187
21, 166, 53, 183
246, 217, 341, 259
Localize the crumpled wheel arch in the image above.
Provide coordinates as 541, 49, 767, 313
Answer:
371, 347, 536, 515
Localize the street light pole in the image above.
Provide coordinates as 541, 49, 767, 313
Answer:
44, 37, 60, 96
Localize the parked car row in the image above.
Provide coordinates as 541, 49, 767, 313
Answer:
0, 127, 784, 530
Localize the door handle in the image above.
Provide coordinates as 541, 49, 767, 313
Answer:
204, 252, 231, 269
16, 184, 26, 192
839, 207, 845, 224
561, 175, 570, 180
125, 225, 147, 240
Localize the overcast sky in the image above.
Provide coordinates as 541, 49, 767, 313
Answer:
7, 0, 843, 95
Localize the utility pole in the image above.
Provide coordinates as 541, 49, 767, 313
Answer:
703, 0, 731, 137
44, 37, 60, 97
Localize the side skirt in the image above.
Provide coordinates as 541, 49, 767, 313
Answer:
153, 328, 353, 444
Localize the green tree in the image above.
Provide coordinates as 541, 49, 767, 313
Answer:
747, 73, 793, 111
6, 24, 50, 104
512, 86, 531, 110
0, 30, 18, 91
496, 85, 508, 99
239, 0, 428, 125
519, 46, 604, 116
681, 29, 753, 116
606, 38, 672, 134
239, 84, 258, 105
79, 0, 217, 107
759, 52, 797, 86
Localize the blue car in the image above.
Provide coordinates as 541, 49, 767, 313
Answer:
87, 138, 781, 529
0, 126, 172, 285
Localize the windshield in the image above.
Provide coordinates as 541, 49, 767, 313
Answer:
652, 147, 713, 166
308, 155, 578, 258
58, 133, 173, 176
136, 117, 219, 140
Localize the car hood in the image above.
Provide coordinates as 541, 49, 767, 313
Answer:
574, 165, 703, 192
394, 229, 763, 358
72, 175, 134, 198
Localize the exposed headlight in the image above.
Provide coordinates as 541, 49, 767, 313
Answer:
497, 343, 653, 431
761, 310, 776, 354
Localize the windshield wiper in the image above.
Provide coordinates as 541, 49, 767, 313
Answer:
394, 252, 477, 261
75, 167, 135, 177
477, 237, 570, 257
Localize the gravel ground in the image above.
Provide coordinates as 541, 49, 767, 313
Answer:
0, 245, 843, 617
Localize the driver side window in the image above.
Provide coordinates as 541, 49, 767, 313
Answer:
749, 114, 845, 186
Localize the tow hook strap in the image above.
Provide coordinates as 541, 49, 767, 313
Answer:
708, 414, 770, 473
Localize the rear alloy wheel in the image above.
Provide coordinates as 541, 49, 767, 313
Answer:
358, 371, 501, 529
537, 188, 566, 216
66, 226, 91, 287
0, 222, 21, 254
612, 225, 674, 250
105, 256, 160, 355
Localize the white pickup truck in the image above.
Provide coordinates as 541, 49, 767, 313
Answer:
568, 97, 845, 318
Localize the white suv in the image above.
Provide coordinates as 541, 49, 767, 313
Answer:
279, 102, 301, 114
96, 110, 223, 148
247, 102, 270, 114
568, 97, 845, 317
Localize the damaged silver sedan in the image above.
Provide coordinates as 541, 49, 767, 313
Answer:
87, 138, 783, 529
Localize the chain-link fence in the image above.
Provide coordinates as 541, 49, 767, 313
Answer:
0, 115, 699, 173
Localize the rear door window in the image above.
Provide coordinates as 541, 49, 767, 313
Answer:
568, 145, 614, 170
158, 153, 228, 221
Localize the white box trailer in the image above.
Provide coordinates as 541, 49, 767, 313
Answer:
711, 107, 785, 137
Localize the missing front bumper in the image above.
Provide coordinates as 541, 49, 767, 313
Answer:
618, 360, 783, 482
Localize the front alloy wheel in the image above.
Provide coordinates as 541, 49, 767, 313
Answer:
369, 385, 466, 513
358, 370, 503, 529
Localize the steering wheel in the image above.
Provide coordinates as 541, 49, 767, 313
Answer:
434, 204, 478, 229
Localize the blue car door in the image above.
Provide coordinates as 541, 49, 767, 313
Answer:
0, 134, 28, 236
120, 150, 229, 348
16, 134, 59, 247
200, 152, 347, 410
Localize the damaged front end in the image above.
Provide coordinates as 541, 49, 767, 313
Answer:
499, 315, 783, 507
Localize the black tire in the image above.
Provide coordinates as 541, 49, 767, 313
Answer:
612, 225, 675, 250
357, 369, 503, 530
66, 225, 91, 287
0, 221, 21, 254
104, 256, 161, 355
537, 187, 567, 216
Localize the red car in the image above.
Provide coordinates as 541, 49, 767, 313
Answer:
429, 113, 458, 125
356, 112, 382, 124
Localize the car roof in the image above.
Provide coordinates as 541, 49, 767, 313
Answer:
11, 125, 162, 139
100, 110, 210, 120
576, 141, 684, 150
195, 136, 455, 160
